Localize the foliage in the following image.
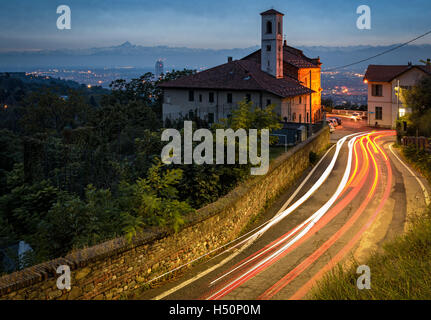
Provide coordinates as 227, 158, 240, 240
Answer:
120, 159, 194, 242
217, 100, 281, 132
310, 201, 431, 300
402, 145, 431, 182
0, 71, 281, 273
309, 151, 318, 165
402, 75, 431, 136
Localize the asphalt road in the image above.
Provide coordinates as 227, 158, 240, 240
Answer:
137, 118, 430, 300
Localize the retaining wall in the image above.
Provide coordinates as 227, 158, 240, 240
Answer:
0, 127, 330, 300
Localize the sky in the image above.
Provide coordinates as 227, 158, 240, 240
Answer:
0, 0, 430, 51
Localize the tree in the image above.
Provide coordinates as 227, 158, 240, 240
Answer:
19, 89, 90, 136
217, 100, 281, 132
419, 58, 431, 66
120, 159, 195, 242
402, 76, 431, 136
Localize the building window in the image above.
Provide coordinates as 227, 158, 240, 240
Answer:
299, 114, 302, 123
375, 106, 383, 120
266, 45, 271, 52
299, 96, 302, 104
245, 94, 251, 102
199, 94, 202, 102
227, 93, 232, 103
208, 113, 214, 124
188, 90, 194, 102
266, 99, 271, 106
278, 22, 281, 34
293, 113, 296, 121
209, 92, 215, 103
372, 84, 383, 97
266, 21, 272, 34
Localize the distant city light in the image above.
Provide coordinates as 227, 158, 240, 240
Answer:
87, 84, 92, 88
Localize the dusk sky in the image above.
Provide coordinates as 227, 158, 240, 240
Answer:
1, 0, 431, 51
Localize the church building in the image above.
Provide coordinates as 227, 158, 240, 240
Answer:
160, 9, 322, 125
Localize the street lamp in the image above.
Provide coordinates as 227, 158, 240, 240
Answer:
394, 79, 400, 120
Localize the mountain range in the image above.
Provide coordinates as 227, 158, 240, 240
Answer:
1, 41, 430, 72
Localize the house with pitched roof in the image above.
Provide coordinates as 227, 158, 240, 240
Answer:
364, 64, 431, 128
159, 9, 322, 125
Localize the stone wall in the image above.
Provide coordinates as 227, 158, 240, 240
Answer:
0, 127, 330, 300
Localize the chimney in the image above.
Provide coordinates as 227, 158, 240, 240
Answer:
228, 56, 233, 63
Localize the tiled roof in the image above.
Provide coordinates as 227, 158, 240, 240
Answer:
260, 9, 284, 16
159, 59, 313, 98
364, 65, 431, 82
242, 45, 321, 69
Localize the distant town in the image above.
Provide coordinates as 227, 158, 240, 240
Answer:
24, 64, 367, 108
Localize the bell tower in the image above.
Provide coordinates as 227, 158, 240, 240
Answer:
260, 9, 284, 78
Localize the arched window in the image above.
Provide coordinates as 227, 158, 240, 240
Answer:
266, 21, 272, 34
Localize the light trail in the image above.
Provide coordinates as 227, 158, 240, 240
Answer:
289, 133, 394, 300
149, 137, 344, 293
207, 136, 367, 292
205, 134, 355, 287
259, 133, 384, 300
207, 132, 380, 290
206, 133, 369, 300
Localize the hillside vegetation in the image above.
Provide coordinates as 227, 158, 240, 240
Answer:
0, 71, 280, 274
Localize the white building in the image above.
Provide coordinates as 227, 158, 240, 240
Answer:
159, 9, 322, 125
364, 64, 431, 128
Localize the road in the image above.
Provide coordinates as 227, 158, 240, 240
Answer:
138, 117, 430, 300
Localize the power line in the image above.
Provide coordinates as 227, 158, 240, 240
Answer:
323, 30, 431, 72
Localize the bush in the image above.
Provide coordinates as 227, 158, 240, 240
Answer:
309, 151, 318, 165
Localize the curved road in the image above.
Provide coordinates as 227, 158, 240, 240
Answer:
138, 119, 429, 300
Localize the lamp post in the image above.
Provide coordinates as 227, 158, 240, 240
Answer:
395, 79, 401, 144
396, 79, 400, 121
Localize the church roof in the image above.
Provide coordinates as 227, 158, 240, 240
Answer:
159, 59, 313, 98
260, 9, 284, 16
242, 45, 321, 69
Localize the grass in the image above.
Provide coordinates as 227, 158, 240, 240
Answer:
310, 145, 431, 300
309, 210, 431, 300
